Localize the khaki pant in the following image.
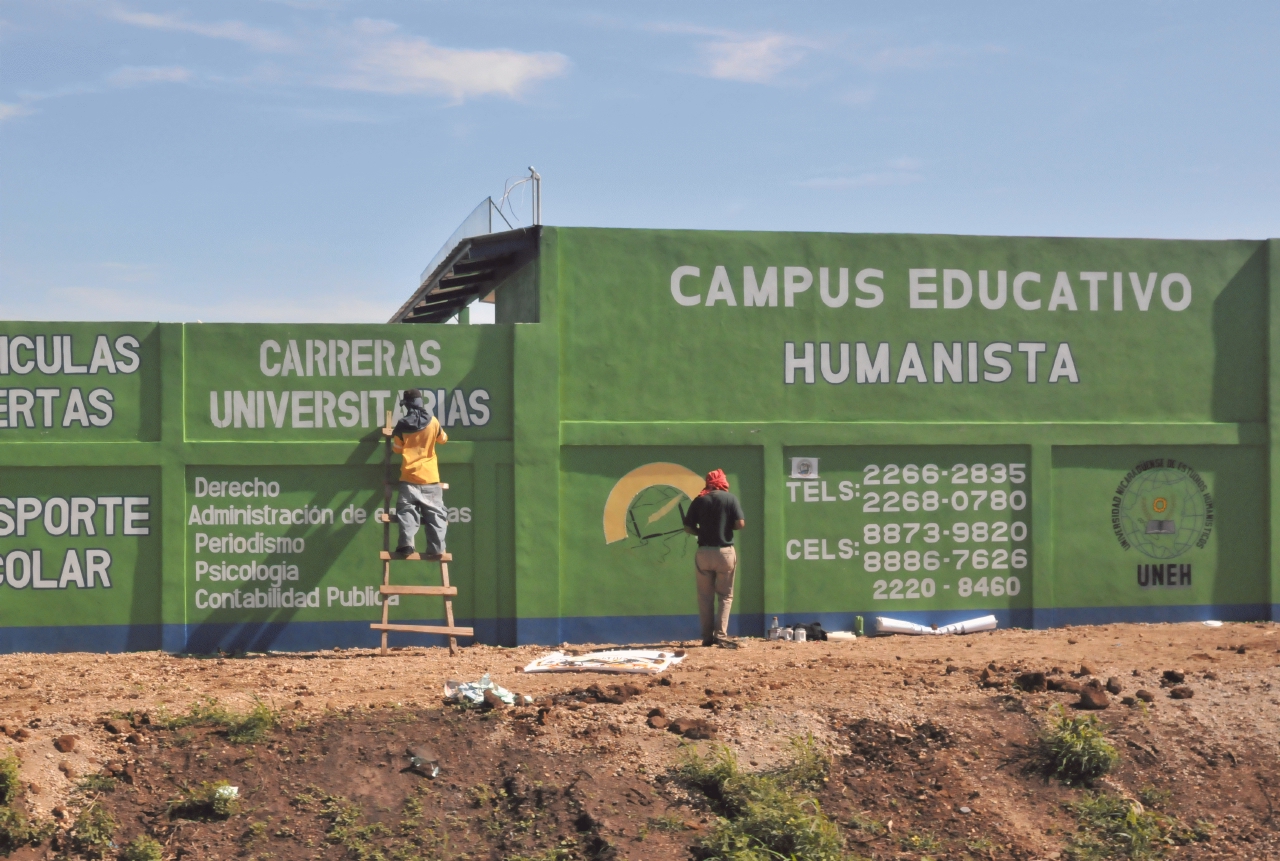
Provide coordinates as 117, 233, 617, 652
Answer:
695, 546, 737, 641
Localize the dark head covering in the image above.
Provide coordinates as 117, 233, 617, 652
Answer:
394, 389, 433, 435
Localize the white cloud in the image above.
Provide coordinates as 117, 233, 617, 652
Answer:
0, 102, 31, 122
328, 19, 570, 99
103, 9, 570, 102
106, 8, 293, 53
703, 34, 809, 83
108, 66, 193, 87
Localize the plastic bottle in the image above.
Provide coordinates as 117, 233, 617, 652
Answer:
768, 616, 780, 640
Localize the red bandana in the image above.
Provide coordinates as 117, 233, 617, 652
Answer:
698, 469, 729, 497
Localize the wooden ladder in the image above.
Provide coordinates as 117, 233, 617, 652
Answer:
369, 410, 473, 656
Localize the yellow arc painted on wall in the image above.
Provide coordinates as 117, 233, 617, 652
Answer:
603, 463, 705, 544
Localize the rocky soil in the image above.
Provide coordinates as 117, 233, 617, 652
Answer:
1, 620, 1278, 859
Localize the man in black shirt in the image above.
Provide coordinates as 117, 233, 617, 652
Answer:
682, 469, 745, 647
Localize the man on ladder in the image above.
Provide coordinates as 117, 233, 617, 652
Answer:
392, 388, 448, 559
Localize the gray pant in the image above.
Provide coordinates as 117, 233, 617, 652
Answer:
396, 482, 447, 555
696, 546, 736, 641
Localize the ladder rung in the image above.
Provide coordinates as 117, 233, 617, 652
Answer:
380, 585, 457, 596
380, 551, 452, 562
370, 623, 473, 636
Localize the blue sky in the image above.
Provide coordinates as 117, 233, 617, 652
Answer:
2, 1, 1277, 323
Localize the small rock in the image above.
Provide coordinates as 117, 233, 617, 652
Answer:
53, 735, 77, 753
1162, 669, 1185, 684
667, 717, 716, 739
1136, 689, 1155, 703
11, 728, 29, 741
126, 732, 144, 745
1203, 671, 1218, 680
1105, 677, 1123, 695
945, 664, 958, 674
1067, 638, 1078, 645
481, 690, 507, 711
682, 721, 717, 740
51, 806, 67, 820
1049, 678, 1083, 694
647, 707, 665, 718
1079, 663, 1098, 676
57, 761, 77, 779
1235, 646, 1246, 655
1078, 687, 1110, 710
1121, 696, 1138, 706
1169, 686, 1194, 699
1015, 672, 1047, 693
959, 806, 972, 814
121, 763, 136, 784
647, 715, 670, 730
27, 782, 40, 796
104, 719, 130, 735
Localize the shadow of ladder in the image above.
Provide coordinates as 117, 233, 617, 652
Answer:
369, 409, 474, 656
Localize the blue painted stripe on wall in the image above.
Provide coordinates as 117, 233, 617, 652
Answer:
0, 625, 162, 654
1046, 603, 1270, 627
0, 602, 1272, 654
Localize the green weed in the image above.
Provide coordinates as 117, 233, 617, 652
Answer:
848, 812, 886, 835
1065, 792, 1210, 860
70, 802, 117, 858
1038, 706, 1119, 784
297, 786, 393, 860
900, 830, 942, 853
76, 773, 117, 794
156, 696, 279, 743
678, 739, 847, 861
120, 834, 165, 861
965, 835, 995, 855
168, 780, 242, 820
648, 813, 689, 832
0, 806, 52, 852
0, 754, 21, 805
1137, 786, 1172, 809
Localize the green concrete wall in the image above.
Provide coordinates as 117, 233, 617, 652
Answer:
0, 229, 1274, 652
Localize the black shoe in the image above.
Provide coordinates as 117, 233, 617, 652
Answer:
714, 635, 739, 649
701, 638, 715, 647
394, 546, 415, 556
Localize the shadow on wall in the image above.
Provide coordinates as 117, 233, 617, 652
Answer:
1211, 245, 1267, 423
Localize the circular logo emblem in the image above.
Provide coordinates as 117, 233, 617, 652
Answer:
1113, 461, 1213, 559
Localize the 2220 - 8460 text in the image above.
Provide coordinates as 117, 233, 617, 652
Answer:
871, 575, 1022, 600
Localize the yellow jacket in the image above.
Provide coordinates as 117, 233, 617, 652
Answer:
393, 418, 448, 484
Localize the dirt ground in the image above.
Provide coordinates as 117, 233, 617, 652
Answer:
2, 620, 1278, 860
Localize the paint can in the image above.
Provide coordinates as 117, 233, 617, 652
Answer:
782, 627, 794, 641
794, 627, 807, 642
